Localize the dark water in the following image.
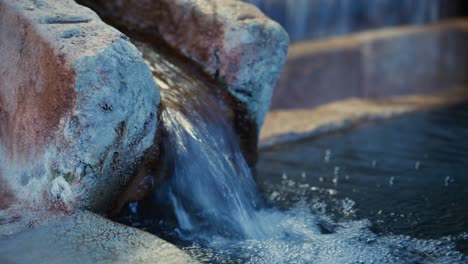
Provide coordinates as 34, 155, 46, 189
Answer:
257, 103, 468, 239
116, 41, 468, 263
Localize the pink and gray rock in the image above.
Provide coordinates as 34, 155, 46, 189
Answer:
79, 0, 289, 129
0, 0, 160, 213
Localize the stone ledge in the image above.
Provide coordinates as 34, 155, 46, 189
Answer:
272, 19, 468, 110
0, 210, 197, 264
261, 86, 468, 147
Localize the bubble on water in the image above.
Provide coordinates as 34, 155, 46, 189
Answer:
182, 207, 466, 264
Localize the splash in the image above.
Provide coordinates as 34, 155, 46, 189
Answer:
120, 42, 466, 263
155, 104, 466, 263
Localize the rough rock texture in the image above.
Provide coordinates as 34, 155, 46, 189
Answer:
78, 0, 289, 130
0, 210, 197, 263
0, 0, 159, 212
272, 19, 468, 110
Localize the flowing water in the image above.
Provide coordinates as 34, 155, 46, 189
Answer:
116, 42, 468, 263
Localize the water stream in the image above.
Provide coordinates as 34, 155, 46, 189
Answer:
114, 41, 468, 263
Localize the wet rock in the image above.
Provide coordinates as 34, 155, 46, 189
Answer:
0, 0, 159, 213
0, 210, 197, 263
78, 0, 289, 130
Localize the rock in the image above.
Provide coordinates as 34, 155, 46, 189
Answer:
0, 210, 197, 263
0, 0, 160, 213
78, 0, 289, 130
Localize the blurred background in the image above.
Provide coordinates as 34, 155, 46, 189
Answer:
245, 0, 468, 42
242, 0, 468, 112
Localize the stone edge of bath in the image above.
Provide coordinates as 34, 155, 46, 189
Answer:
272, 18, 468, 110
260, 87, 468, 149
0, 209, 197, 264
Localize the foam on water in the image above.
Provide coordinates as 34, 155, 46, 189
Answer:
150, 100, 466, 263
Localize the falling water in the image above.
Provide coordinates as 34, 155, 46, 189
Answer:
157, 87, 267, 239
116, 42, 467, 263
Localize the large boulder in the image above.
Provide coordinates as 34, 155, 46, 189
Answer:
0, 0, 160, 213
78, 0, 289, 130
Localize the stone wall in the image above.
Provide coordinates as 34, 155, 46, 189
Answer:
245, 0, 468, 42
272, 20, 468, 110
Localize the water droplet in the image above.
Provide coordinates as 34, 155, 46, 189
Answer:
445, 176, 451, 187
324, 149, 332, 163
334, 166, 340, 176
332, 176, 339, 186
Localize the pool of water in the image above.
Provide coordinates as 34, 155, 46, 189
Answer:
256, 103, 468, 255
117, 103, 468, 263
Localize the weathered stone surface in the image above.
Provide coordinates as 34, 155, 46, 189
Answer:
261, 87, 468, 147
272, 19, 468, 110
0, 0, 160, 212
78, 0, 289, 130
0, 210, 197, 263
